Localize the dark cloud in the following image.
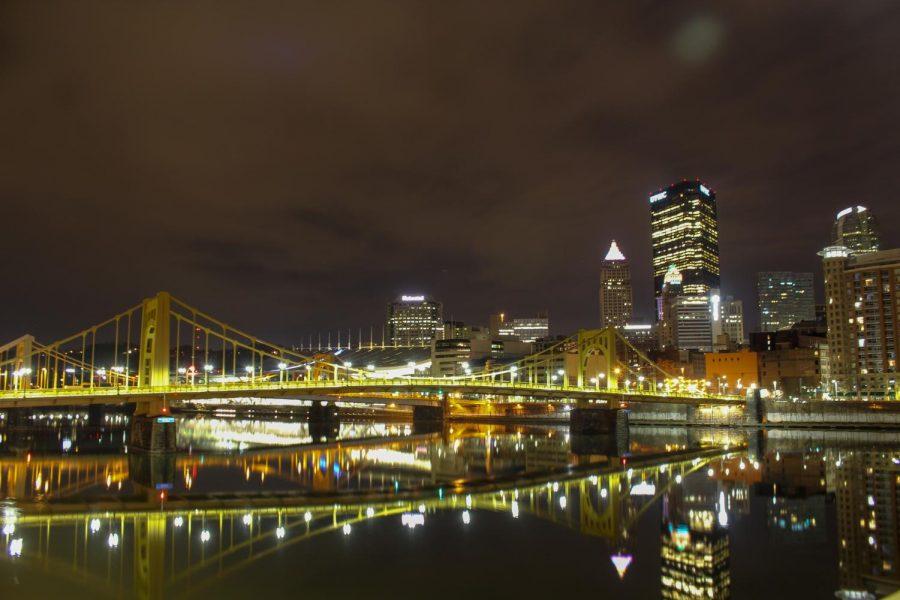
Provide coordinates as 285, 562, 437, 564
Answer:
1, 0, 898, 343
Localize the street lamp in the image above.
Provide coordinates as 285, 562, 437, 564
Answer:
244, 365, 254, 382
278, 362, 288, 383
557, 368, 565, 387
203, 364, 213, 386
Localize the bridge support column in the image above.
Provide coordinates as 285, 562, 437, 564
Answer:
412, 402, 447, 434
87, 404, 105, 428
2, 407, 31, 427
131, 398, 176, 453
570, 406, 629, 435
744, 390, 764, 425
308, 401, 340, 441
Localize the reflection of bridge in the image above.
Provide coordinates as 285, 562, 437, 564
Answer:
0, 292, 740, 412
0, 447, 729, 599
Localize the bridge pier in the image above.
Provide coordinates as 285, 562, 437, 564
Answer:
570, 406, 629, 436
308, 401, 340, 441
744, 390, 764, 425
2, 407, 31, 427
412, 403, 447, 435
87, 404, 105, 428
130, 398, 176, 453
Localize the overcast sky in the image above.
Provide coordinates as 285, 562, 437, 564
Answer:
1, 1, 898, 343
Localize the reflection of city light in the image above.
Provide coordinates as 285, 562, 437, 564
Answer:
366, 507, 375, 518
173, 516, 184, 528
200, 530, 211, 543
707, 468, 714, 477
559, 496, 567, 510
511, 501, 520, 518
600, 488, 608, 499
107, 533, 119, 548
611, 553, 633, 579
8, 538, 23, 557
1, 523, 14, 536
276, 526, 286, 539
304, 512, 312, 523
401, 513, 425, 529
630, 482, 656, 496
717, 492, 729, 527
675, 475, 683, 484
242, 514, 252, 526
342, 523, 352, 535
90, 519, 101, 533
461, 511, 471, 525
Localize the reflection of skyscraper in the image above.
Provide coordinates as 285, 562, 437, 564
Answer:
830, 451, 899, 598
650, 180, 721, 300
832, 206, 880, 255
599, 240, 633, 328
661, 477, 731, 599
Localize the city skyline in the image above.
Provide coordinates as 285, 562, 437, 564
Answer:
1, 3, 900, 343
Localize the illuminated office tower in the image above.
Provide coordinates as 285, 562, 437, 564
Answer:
832, 205, 880, 255
820, 246, 900, 400
387, 295, 442, 347
650, 180, 720, 301
757, 272, 815, 332
599, 240, 633, 328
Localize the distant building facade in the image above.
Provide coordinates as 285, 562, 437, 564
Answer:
832, 205, 880, 255
820, 246, 900, 400
757, 272, 815, 332
387, 295, 442, 347
599, 241, 633, 328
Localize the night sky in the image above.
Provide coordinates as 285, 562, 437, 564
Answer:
2, 1, 899, 344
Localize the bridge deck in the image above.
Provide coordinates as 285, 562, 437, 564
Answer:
0, 378, 742, 409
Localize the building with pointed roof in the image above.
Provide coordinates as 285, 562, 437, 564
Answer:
599, 240, 633, 328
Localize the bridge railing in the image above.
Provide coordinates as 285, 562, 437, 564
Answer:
0, 374, 742, 403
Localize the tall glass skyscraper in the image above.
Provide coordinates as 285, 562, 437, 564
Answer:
831, 205, 880, 255
649, 180, 720, 301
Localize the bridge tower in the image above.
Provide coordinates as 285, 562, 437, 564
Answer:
576, 328, 617, 389
138, 292, 171, 387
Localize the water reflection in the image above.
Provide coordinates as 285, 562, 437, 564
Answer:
0, 417, 897, 599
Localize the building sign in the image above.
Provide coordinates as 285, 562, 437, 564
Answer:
401, 295, 425, 302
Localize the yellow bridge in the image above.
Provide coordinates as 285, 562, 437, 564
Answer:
0, 292, 742, 414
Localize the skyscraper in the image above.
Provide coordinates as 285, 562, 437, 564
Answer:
832, 205, 880, 254
386, 295, 442, 347
719, 296, 745, 346
757, 272, 815, 332
599, 240, 633, 328
650, 180, 720, 300
820, 246, 900, 400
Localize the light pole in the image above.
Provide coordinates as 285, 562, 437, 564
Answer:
557, 369, 566, 388
598, 373, 606, 389
244, 365, 254, 383
204, 364, 213, 387
278, 362, 288, 384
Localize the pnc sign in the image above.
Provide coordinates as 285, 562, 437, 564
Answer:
401, 295, 425, 302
